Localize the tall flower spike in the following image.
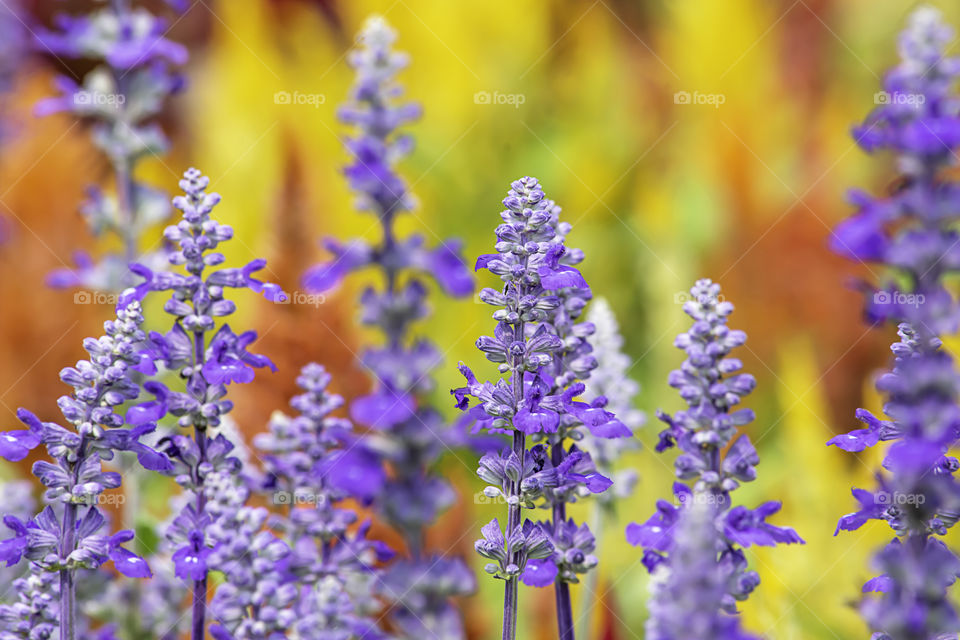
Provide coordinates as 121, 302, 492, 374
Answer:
494, 193, 631, 640
828, 7, 960, 638
576, 296, 644, 637
0, 301, 171, 640
206, 467, 298, 640
121, 167, 279, 640
456, 176, 613, 640
645, 494, 760, 640
252, 363, 391, 639
303, 15, 474, 638
37, 0, 188, 292
626, 281, 802, 616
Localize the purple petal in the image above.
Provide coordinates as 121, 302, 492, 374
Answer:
319, 446, 384, 501
202, 357, 255, 385
520, 558, 558, 587
862, 574, 893, 593
0, 430, 41, 462
475, 254, 497, 271
349, 391, 415, 429
538, 264, 588, 290
110, 547, 152, 578
428, 244, 473, 296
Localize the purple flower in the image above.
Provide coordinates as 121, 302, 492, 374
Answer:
36, 1, 188, 294
299, 16, 474, 636
457, 175, 630, 637
119, 169, 280, 639
319, 443, 386, 502
302, 238, 373, 292
829, 8, 960, 637
0, 516, 30, 566
0, 300, 166, 640
172, 530, 213, 581
201, 327, 277, 385
0, 416, 41, 462
520, 558, 558, 588
250, 363, 391, 635
108, 531, 152, 579
645, 498, 761, 640
834, 487, 889, 534
125, 381, 169, 426
628, 280, 802, 617
349, 390, 415, 429
722, 503, 805, 547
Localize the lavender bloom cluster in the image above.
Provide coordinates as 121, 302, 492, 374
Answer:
0, 300, 173, 640
37, 0, 188, 292
455, 177, 629, 640
627, 281, 801, 620
644, 496, 759, 640
205, 465, 297, 640
119, 168, 280, 639
828, 7, 960, 638
516, 194, 630, 638
302, 16, 475, 638
252, 363, 391, 639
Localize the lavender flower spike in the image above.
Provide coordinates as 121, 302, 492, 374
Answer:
206, 467, 298, 640
455, 177, 615, 639
828, 7, 960, 638
502, 196, 631, 640
122, 167, 279, 640
626, 280, 802, 616
37, 0, 188, 292
304, 15, 474, 637
645, 494, 759, 640
252, 363, 391, 639
0, 301, 171, 640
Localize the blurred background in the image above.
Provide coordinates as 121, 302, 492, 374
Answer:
1, 0, 959, 638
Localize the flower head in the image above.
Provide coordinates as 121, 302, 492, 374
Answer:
628, 281, 801, 614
